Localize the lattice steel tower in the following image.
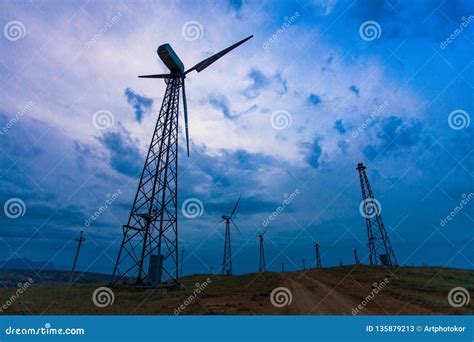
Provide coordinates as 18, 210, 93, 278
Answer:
357, 163, 397, 266
222, 220, 233, 276
315, 243, 322, 268
110, 36, 253, 287
258, 233, 266, 272
221, 196, 241, 276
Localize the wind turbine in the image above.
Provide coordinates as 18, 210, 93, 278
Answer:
221, 196, 241, 276
111, 36, 253, 288
258, 228, 267, 272
315, 242, 322, 269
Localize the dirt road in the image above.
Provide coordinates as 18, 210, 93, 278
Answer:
279, 270, 432, 315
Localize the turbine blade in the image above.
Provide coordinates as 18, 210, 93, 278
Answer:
231, 218, 240, 233
230, 196, 241, 218
138, 73, 173, 78
185, 35, 253, 74
182, 78, 190, 157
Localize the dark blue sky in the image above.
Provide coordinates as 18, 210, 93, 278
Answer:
0, 0, 472, 275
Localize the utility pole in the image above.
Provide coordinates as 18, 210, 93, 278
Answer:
302, 258, 306, 270
258, 234, 266, 272
354, 248, 360, 265
357, 163, 397, 266
69, 230, 85, 285
315, 243, 322, 268
180, 246, 184, 277
281, 262, 285, 273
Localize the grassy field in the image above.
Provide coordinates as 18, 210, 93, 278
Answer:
0, 266, 472, 315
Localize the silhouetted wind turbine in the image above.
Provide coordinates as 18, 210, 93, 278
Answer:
258, 228, 267, 272
110, 35, 253, 287
221, 196, 241, 275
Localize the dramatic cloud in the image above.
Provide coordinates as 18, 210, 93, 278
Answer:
307, 93, 322, 106
124, 88, 153, 123
349, 85, 359, 96
0, 0, 471, 273
303, 137, 323, 169
363, 116, 423, 160
334, 119, 346, 134
97, 126, 143, 177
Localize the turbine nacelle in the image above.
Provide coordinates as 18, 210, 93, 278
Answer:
221, 215, 230, 220
157, 44, 185, 75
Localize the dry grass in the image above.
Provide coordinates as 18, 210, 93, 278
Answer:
0, 266, 472, 315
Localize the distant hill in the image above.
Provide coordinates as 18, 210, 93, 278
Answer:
0, 268, 111, 288
0, 258, 56, 271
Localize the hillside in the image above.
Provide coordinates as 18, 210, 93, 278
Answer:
0, 266, 472, 315
0, 268, 111, 288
